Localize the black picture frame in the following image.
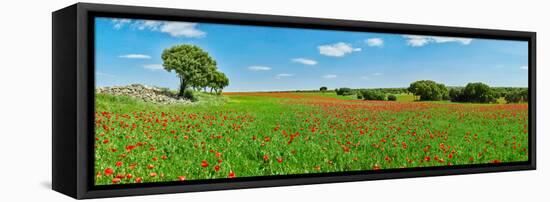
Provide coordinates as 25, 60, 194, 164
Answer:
52, 2, 536, 199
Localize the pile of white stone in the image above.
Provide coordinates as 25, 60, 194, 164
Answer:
96, 84, 192, 104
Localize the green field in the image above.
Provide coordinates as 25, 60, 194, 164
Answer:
94, 92, 528, 185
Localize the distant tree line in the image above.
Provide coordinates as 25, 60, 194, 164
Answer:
409, 81, 528, 103
330, 80, 527, 104
162, 44, 229, 99
335, 87, 354, 96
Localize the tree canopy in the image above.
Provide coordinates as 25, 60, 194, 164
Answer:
162, 44, 229, 97
462, 82, 496, 103
335, 87, 353, 96
449, 82, 498, 103
408, 80, 448, 101
360, 90, 386, 101
504, 89, 528, 103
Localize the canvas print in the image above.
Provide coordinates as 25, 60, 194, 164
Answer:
94, 17, 529, 185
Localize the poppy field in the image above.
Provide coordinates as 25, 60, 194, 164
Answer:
94, 92, 528, 185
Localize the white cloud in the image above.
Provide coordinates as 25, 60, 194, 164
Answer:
322, 74, 338, 79
119, 54, 151, 59
112, 19, 206, 38
275, 73, 294, 79
291, 58, 318, 65
112, 19, 131, 29
160, 22, 206, 38
96, 72, 115, 77
365, 38, 384, 47
360, 76, 370, 80
520, 65, 528, 70
143, 64, 164, 71
318, 42, 361, 57
372, 72, 383, 76
404, 35, 430, 47
432, 37, 473, 44
135, 20, 162, 31
403, 35, 473, 47
248, 66, 271, 71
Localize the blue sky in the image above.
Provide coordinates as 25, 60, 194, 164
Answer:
95, 17, 528, 92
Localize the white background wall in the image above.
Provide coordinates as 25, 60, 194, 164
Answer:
0, 0, 547, 201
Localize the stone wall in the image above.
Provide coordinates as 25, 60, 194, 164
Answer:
96, 84, 192, 104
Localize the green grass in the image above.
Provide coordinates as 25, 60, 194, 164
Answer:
193, 91, 229, 106
395, 93, 416, 102
302, 92, 415, 102
94, 92, 529, 185
299, 92, 357, 100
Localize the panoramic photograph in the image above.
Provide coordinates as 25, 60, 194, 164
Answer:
94, 17, 529, 185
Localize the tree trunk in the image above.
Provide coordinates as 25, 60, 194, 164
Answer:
178, 76, 187, 97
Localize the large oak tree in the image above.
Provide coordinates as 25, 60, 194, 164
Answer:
162, 44, 228, 97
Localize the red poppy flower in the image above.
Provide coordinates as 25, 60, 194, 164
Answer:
150, 172, 157, 177
147, 164, 154, 169
115, 161, 123, 167
263, 154, 269, 161
102, 139, 109, 144
135, 177, 142, 183
178, 176, 186, 181
343, 146, 350, 153
214, 165, 220, 172
228, 171, 236, 178
126, 174, 133, 179
201, 160, 209, 168
104, 168, 114, 176
490, 159, 501, 164
112, 178, 121, 184
277, 157, 283, 163
129, 163, 137, 170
